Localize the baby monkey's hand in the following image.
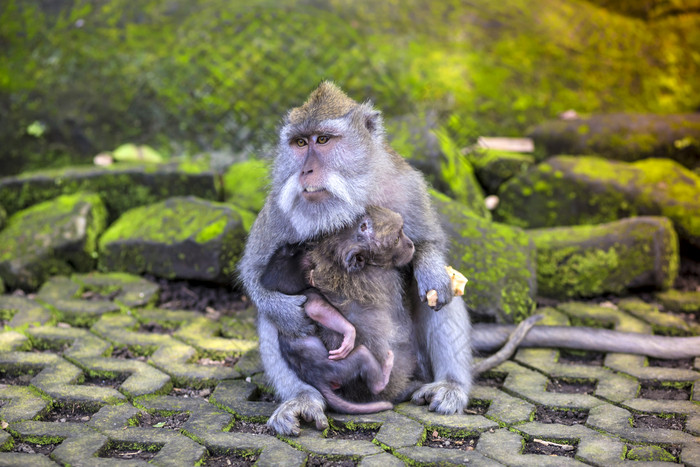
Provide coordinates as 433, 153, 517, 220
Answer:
328, 327, 356, 360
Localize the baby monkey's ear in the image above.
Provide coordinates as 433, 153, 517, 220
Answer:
343, 247, 367, 273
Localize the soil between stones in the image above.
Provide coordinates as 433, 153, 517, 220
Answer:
12, 442, 59, 455
136, 411, 190, 429
326, 425, 377, 441
523, 438, 577, 458
546, 378, 597, 395
203, 452, 259, 467
44, 403, 98, 423
535, 406, 588, 425
425, 430, 478, 451
639, 381, 691, 401
633, 413, 685, 430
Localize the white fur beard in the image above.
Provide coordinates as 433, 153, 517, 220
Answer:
277, 172, 366, 239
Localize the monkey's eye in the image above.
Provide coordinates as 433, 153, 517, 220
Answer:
394, 235, 400, 246
317, 135, 330, 144
295, 138, 307, 147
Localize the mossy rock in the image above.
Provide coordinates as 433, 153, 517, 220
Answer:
388, 116, 489, 219
433, 192, 536, 323
528, 113, 700, 169
386, 112, 445, 191
529, 216, 679, 299
0, 204, 6, 231
222, 158, 270, 214
98, 196, 249, 284
655, 289, 700, 314
0, 161, 218, 220
0, 192, 107, 291
469, 149, 535, 194
626, 445, 677, 462
495, 156, 700, 249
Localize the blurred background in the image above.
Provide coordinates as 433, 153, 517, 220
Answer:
2, 0, 699, 176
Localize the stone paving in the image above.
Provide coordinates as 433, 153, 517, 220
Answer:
0, 273, 698, 466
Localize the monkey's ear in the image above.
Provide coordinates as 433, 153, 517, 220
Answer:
344, 247, 367, 273
353, 102, 384, 138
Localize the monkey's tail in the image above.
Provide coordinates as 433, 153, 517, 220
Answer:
320, 388, 393, 414
472, 314, 544, 374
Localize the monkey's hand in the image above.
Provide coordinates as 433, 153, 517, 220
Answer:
328, 327, 356, 360
266, 390, 328, 436
264, 292, 315, 338
415, 260, 453, 311
411, 380, 469, 414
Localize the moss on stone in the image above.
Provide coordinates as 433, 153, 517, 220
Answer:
530, 217, 678, 298
626, 445, 677, 462
433, 193, 536, 323
529, 114, 700, 168
222, 159, 270, 214
0, 204, 6, 231
0, 163, 218, 220
434, 129, 490, 219
0, 192, 107, 291
470, 149, 535, 194
496, 155, 700, 249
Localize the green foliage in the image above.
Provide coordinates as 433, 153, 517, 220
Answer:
1, 0, 699, 175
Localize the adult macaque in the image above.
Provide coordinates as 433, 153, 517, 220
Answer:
239, 82, 472, 436
261, 206, 416, 414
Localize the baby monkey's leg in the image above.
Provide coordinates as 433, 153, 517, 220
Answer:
347, 345, 394, 394
304, 291, 356, 360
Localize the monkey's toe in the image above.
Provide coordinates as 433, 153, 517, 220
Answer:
267, 392, 328, 436
412, 381, 469, 415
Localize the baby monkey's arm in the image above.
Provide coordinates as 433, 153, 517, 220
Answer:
303, 291, 356, 360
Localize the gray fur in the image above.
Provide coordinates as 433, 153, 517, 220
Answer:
238, 82, 473, 435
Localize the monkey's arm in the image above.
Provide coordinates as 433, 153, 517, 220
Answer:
401, 176, 453, 311
239, 203, 313, 337
473, 324, 700, 359
304, 291, 356, 360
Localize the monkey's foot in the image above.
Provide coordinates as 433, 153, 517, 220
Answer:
411, 381, 469, 414
266, 391, 328, 436
372, 350, 394, 394
381, 350, 394, 387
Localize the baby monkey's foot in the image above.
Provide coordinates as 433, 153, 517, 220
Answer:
373, 350, 394, 394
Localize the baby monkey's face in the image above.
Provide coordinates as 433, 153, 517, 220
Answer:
362, 206, 415, 269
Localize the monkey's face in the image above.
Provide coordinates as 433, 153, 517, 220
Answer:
274, 117, 377, 239
272, 83, 386, 240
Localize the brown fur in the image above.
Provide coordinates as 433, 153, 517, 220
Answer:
287, 81, 358, 126
308, 206, 417, 402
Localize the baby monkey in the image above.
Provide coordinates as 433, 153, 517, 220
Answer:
261, 206, 415, 414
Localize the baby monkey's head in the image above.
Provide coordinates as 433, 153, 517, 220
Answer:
338, 205, 415, 272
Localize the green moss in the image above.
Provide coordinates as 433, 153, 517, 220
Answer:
434, 193, 536, 322
626, 445, 677, 462
530, 217, 678, 298
100, 196, 235, 246
222, 159, 270, 214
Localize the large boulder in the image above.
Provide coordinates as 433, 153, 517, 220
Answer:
98, 196, 252, 284
495, 156, 700, 248
433, 192, 536, 323
529, 217, 679, 298
0, 192, 107, 291
0, 161, 218, 220
528, 113, 700, 168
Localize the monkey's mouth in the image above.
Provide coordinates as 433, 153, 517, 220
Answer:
302, 186, 330, 201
